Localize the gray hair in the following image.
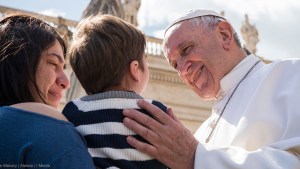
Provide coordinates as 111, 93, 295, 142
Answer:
188, 16, 242, 48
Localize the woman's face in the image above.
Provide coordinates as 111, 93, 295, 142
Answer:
32, 40, 70, 108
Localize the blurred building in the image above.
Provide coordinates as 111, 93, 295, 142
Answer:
0, 5, 271, 133
0, 5, 214, 133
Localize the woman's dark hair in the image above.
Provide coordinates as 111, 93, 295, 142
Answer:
0, 13, 66, 106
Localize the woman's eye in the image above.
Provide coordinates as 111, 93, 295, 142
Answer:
48, 62, 57, 67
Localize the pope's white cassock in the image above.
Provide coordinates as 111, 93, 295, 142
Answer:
194, 54, 300, 168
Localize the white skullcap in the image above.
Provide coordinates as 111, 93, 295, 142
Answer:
165, 9, 226, 35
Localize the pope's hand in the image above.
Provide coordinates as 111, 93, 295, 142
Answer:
123, 99, 198, 169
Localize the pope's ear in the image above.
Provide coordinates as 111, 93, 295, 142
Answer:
129, 60, 140, 81
218, 21, 234, 50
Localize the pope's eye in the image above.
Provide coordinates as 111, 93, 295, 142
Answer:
174, 62, 178, 70
181, 45, 192, 56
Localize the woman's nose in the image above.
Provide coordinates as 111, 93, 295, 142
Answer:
57, 72, 70, 89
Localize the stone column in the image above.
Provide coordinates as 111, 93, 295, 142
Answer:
240, 14, 259, 54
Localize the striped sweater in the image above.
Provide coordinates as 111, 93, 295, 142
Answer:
62, 91, 168, 169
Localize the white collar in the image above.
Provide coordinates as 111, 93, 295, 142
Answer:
216, 54, 262, 98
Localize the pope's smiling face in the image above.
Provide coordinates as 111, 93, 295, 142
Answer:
163, 21, 230, 100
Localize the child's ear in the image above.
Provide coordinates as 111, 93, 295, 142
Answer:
129, 60, 140, 82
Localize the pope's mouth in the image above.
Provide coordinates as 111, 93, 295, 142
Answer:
193, 65, 204, 83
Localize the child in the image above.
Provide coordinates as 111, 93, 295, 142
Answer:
62, 14, 168, 169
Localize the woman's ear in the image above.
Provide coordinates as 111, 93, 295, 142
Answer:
129, 60, 140, 82
218, 21, 234, 50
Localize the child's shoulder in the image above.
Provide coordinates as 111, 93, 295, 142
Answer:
144, 99, 168, 113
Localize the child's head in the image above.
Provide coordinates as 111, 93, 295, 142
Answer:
69, 14, 148, 95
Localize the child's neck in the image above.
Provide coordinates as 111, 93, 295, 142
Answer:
104, 86, 137, 94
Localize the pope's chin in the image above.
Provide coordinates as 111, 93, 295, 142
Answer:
197, 93, 215, 100
192, 86, 216, 101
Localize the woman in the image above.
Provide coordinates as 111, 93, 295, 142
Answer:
0, 13, 95, 168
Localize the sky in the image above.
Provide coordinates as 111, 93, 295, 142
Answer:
1, 0, 299, 61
